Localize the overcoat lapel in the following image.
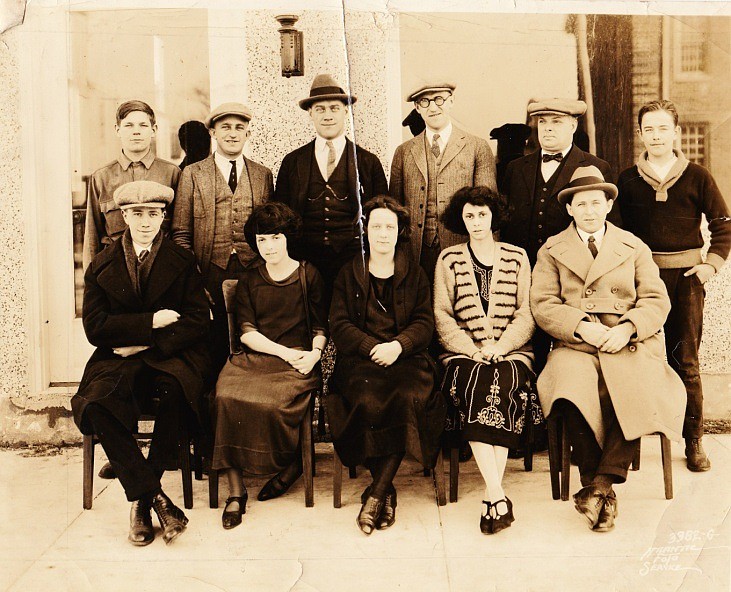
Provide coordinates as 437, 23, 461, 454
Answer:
95, 243, 143, 309
550, 147, 586, 197
439, 129, 466, 172
584, 225, 634, 288
520, 151, 541, 201
410, 132, 428, 181
196, 155, 218, 218
548, 227, 593, 282
143, 242, 188, 307
295, 141, 315, 209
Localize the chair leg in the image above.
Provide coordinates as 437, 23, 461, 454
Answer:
546, 417, 561, 501
83, 435, 95, 510
631, 438, 641, 471
449, 447, 459, 503
434, 451, 446, 506
193, 437, 203, 481
523, 441, 534, 472
301, 403, 314, 508
208, 469, 219, 509
560, 419, 571, 501
660, 434, 673, 500
179, 425, 193, 510
333, 446, 343, 509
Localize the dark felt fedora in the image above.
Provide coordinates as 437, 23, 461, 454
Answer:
299, 74, 357, 110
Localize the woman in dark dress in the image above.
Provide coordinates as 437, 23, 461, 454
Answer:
328, 196, 445, 535
212, 203, 327, 529
433, 186, 540, 535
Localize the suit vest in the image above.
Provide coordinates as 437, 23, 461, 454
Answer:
423, 135, 444, 247
210, 161, 255, 269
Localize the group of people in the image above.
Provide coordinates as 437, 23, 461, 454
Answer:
72, 73, 730, 547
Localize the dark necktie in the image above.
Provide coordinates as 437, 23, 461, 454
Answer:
228, 160, 238, 194
431, 134, 441, 158
542, 153, 563, 163
587, 236, 598, 258
138, 249, 149, 264
326, 140, 336, 179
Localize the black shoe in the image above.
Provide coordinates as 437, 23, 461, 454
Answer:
257, 468, 302, 501
490, 498, 513, 534
593, 489, 618, 533
98, 462, 116, 479
151, 491, 188, 545
573, 486, 605, 529
357, 496, 383, 535
504, 496, 515, 524
479, 501, 493, 534
222, 494, 247, 530
685, 438, 711, 472
376, 488, 397, 530
128, 499, 154, 546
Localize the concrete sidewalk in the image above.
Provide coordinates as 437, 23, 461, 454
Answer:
2, 436, 729, 592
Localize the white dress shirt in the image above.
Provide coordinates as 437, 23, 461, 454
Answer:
426, 122, 453, 155
214, 151, 244, 185
315, 134, 347, 180
575, 224, 606, 253
540, 145, 572, 181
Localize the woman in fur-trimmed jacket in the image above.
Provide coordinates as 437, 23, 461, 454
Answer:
433, 186, 540, 535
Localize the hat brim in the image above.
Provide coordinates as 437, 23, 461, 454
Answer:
407, 87, 455, 102
120, 201, 168, 210
557, 182, 618, 205
206, 111, 252, 127
299, 94, 357, 110
530, 110, 579, 117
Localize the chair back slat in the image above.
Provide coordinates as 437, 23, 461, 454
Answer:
222, 279, 239, 355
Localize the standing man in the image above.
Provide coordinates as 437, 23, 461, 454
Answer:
73, 180, 211, 547
618, 99, 731, 472
389, 82, 496, 283
501, 98, 617, 372
83, 100, 180, 269
172, 102, 274, 373
274, 73, 387, 306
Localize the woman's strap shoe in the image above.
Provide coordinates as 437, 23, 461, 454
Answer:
128, 499, 154, 546
258, 470, 301, 502
490, 498, 514, 534
480, 501, 493, 534
222, 494, 247, 530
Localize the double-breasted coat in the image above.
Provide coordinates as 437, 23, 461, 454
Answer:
389, 127, 497, 261
530, 223, 685, 444
72, 236, 212, 432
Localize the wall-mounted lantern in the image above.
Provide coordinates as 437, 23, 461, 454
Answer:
275, 14, 304, 78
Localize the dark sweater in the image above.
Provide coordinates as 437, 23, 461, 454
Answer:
617, 162, 731, 271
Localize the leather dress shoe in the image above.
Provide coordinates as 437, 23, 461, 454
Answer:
480, 501, 493, 534
128, 499, 154, 546
258, 469, 302, 502
357, 496, 383, 535
376, 488, 397, 530
489, 498, 513, 534
222, 494, 247, 530
151, 491, 188, 545
685, 438, 711, 472
593, 489, 618, 533
98, 462, 116, 479
573, 486, 605, 529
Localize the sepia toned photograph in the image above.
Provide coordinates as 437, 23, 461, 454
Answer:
1, 1, 729, 590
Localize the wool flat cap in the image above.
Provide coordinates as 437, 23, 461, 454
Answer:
528, 98, 587, 117
299, 74, 357, 110
557, 165, 618, 205
205, 102, 253, 127
406, 82, 456, 103
113, 180, 174, 209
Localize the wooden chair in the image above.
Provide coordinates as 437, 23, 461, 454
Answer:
207, 279, 315, 509
546, 413, 673, 501
83, 410, 200, 510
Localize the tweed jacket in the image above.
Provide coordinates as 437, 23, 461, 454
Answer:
530, 223, 685, 443
500, 146, 617, 264
433, 242, 534, 363
389, 127, 497, 261
171, 153, 274, 277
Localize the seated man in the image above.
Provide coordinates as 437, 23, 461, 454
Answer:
530, 166, 685, 533
72, 180, 211, 546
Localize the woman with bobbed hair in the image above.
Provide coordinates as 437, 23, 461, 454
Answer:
434, 186, 540, 535
212, 202, 327, 529
327, 195, 446, 535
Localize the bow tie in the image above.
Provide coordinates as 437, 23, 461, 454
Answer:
542, 153, 564, 163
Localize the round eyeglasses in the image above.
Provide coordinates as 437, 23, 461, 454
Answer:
415, 95, 450, 108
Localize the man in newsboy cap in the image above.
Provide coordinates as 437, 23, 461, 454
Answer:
73, 180, 211, 547
389, 81, 496, 283
172, 102, 274, 373
274, 73, 387, 307
500, 97, 618, 373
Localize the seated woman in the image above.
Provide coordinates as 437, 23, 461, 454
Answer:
433, 186, 539, 535
212, 202, 327, 529
328, 195, 445, 535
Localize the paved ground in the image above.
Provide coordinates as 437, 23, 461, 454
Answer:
2, 435, 729, 592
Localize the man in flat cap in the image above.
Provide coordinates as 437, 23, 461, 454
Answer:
173, 102, 274, 373
501, 98, 617, 373
390, 82, 497, 283
531, 167, 684, 533
274, 73, 387, 306
73, 180, 211, 547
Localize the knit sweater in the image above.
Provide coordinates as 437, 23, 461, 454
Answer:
617, 162, 731, 272
433, 241, 535, 362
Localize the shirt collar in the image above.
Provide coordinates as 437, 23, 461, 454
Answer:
575, 223, 606, 247
214, 150, 244, 168
132, 238, 154, 256
426, 122, 453, 147
118, 149, 155, 171
541, 144, 572, 158
315, 134, 347, 153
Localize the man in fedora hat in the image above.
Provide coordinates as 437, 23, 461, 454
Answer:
500, 98, 618, 373
172, 102, 274, 373
73, 180, 211, 546
531, 166, 685, 533
274, 73, 387, 306
389, 81, 497, 283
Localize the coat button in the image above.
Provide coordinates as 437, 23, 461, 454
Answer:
539, 211, 544, 216
486, 335, 493, 339
628, 345, 637, 352
614, 302, 622, 310
586, 302, 594, 310
611, 287, 618, 293
421, 186, 425, 191
419, 203, 424, 209
418, 223, 423, 228
585, 288, 593, 295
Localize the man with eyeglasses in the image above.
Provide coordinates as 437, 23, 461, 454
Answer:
390, 82, 496, 283
274, 73, 387, 306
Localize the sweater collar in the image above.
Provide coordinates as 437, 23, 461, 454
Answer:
636, 149, 690, 202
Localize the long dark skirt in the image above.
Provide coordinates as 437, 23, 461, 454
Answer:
327, 353, 445, 468
441, 356, 542, 449
212, 351, 319, 475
